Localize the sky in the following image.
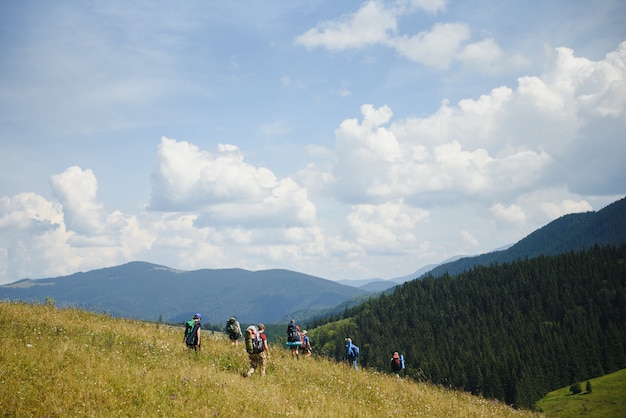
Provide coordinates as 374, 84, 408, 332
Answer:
1, 0, 625, 285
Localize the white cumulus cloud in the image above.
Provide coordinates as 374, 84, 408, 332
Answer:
389, 22, 471, 69
295, 1, 516, 73
150, 137, 316, 227
294, 1, 397, 51
50, 166, 103, 235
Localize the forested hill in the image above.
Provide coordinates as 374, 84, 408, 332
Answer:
424, 196, 626, 279
307, 243, 626, 410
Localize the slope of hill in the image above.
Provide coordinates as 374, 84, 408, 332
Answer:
425, 196, 626, 279
0, 262, 369, 325
308, 244, 626, 409
0, 301, 541, 417
536, 368, 626, 417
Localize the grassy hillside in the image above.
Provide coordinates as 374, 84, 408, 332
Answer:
536, 368, 626, 417
0, 301, 541, 417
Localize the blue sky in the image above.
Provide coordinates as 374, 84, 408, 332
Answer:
1, 0, 625, 284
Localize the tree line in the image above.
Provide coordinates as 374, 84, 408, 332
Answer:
306, 244, 626, 409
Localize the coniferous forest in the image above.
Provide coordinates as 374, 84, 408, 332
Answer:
308, 244, 626, 409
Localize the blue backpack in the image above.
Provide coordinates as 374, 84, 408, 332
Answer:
351, 344, 359, 357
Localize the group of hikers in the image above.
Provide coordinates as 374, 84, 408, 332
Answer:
184, 313, 265, 376
184, 314, 404, 377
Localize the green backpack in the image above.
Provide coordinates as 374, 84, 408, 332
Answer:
184, 319, 195, 340
226, 317, 238, 337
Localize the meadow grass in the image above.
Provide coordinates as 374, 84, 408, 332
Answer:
535, 368, 626, 417
0, 301, 542, 417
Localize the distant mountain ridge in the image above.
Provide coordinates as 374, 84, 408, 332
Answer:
338, 259, 460, 292
0, 263, 369, 325
339, 196, 626, 289
423, 196, 626, 279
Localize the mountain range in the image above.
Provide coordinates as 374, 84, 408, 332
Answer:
0, 264, 369, 325
422, 195, 626, 279
1, 195, 624, 325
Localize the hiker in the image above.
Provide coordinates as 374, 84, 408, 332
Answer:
286, 319, 301, 359
244, 323, 269, 377
390, 352, 404, 377
185, 313, 202, 352
300, 330, 312, 358
345, 337, 359, 370
225, 316, 242, 345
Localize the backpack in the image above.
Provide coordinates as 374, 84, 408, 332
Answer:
245, 325, 264, 354
287, 322, 300, 342
226, 317, 238, 336
185, 321, 200, 346
391, 357, 402, 370
299, 335, 309, 353
351, 344, 359, 357
184, 319, 195, 340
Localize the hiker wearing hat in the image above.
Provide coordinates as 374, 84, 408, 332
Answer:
300, 330, 312, 358
185, 313, 202, 351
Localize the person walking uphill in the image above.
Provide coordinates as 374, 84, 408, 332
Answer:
244, 324, 269, 377
300, 330, 312, 358
390, 352, 404, 377
225, 316, 242, 346
286, 319, 301, 359
185, 313, 202, 352
345, 337, 359, 370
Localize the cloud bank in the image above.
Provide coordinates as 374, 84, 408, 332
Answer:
0, 0, 624, 284
1, 40, 624, 283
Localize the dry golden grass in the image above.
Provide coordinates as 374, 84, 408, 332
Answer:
0, 301, 542, 417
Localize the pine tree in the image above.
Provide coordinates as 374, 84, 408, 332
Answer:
569, 382, 582, 395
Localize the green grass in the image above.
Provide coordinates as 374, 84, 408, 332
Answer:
0, 301, 542, 417
535, 368, 626, 417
